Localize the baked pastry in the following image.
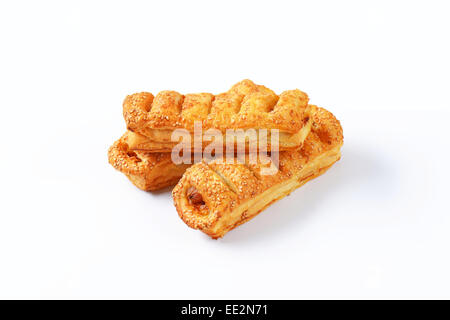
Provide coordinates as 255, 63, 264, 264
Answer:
172, 106, 343, 239
123, 79, 312, 152
108, 132, 191, 191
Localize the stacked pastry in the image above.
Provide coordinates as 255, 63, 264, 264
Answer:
108, 80, 343, 238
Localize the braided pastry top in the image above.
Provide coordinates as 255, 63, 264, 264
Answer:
123, 79, 310, 133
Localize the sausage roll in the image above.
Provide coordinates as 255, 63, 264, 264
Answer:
172, 106, 343, 238
123, 79, 312, 152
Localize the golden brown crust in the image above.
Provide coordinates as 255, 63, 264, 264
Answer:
108, 132, 191, 191
123, 79, 311, 152
172, 106, 344, 238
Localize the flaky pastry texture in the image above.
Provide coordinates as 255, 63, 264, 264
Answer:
123, 79, 311, 152
108, 132, 191, 191
172, 106, 344, 239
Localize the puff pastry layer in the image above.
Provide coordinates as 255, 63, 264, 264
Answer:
108, 132, 191, 191
172, 106, 343, 239
124, 79, 311, 152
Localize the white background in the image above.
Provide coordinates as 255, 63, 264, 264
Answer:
0, 0, 449, 299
